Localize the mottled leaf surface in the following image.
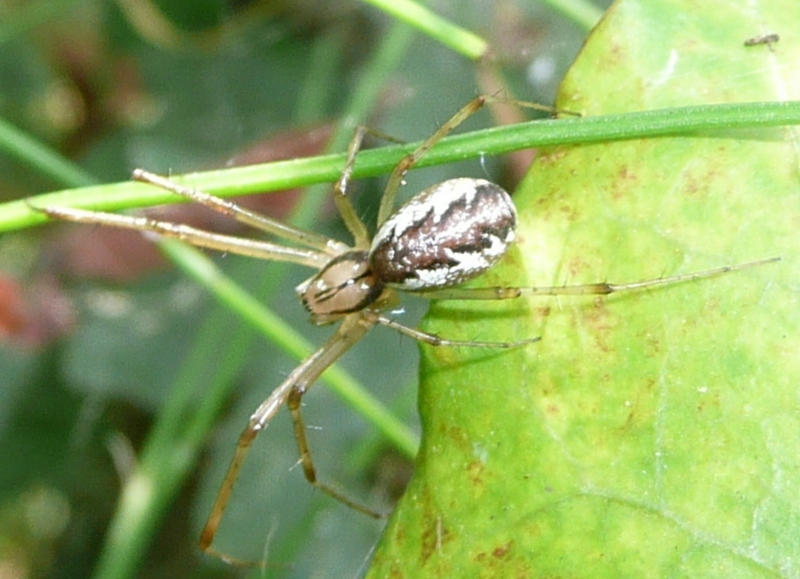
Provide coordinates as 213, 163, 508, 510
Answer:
370, 0, 800, 576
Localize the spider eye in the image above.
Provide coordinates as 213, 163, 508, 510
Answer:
298, 251, 384, 323
369, 178, 516, 291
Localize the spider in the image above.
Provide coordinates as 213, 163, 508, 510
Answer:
33, 96, 777, 563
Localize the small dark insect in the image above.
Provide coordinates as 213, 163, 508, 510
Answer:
31, 96, 778, 564
744, 32, 780, 47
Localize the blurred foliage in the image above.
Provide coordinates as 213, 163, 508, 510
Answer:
0, 0, 597, 578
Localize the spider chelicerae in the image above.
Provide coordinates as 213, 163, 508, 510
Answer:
33, 96, 777, 563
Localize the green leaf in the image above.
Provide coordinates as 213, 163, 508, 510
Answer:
370, 0, 799, 576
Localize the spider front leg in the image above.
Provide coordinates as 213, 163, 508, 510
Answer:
32, 202, 328, 268
131, 169, 347, 256
199, 312, 379, 564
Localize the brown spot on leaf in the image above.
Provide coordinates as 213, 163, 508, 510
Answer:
493, 541, 512, 558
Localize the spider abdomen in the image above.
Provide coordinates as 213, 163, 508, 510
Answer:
369, 178, 516, 291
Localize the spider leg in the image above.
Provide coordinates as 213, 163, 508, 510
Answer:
31, 204, 328, 268
333, 125, 410, 248
372, 313, 540, 348
417, 257, 780, 301
378, 96, 488, 226
286, 313, 384, 518
374, 95, 568, 227
332, 126, 371, 248
132, 169, 347, 255
199, 312, 378, 564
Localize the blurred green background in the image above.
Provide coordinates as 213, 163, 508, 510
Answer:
0, 1, 603, 577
